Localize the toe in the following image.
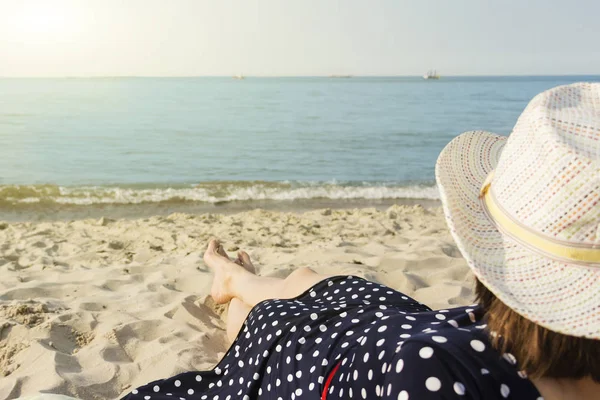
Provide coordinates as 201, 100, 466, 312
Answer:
217, 244, 231, 260
238, 251, 253, 266
207, 239, 220, 252
204, 239, 221, 263
237, 251, 256, 274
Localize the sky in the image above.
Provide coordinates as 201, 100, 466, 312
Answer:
0, 0, 599, 77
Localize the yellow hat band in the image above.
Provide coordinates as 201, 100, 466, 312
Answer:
480, 173, 600, 266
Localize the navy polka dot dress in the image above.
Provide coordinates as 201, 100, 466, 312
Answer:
122, 276, 542, 399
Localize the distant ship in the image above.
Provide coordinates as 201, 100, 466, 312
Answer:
423, 70, 440, 80
233, 74, 245, 80
329, 75, 353, 78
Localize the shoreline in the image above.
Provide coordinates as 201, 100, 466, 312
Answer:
0, 198, 441, 223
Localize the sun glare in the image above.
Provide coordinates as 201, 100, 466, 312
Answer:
9, 4, 80, 41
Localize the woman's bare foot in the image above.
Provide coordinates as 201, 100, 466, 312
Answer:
203, 240, 252, 304
216, 244, 256, 275
235, 250, 256, 274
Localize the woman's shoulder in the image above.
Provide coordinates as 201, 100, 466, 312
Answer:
390, 311, 542, 400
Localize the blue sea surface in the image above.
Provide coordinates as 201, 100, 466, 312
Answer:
0, 75, 598, 213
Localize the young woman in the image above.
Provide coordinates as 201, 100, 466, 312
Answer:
123, 83, 600, 400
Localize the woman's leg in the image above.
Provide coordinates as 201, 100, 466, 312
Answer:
226, 298, 252, 342
204, 240, 332, 307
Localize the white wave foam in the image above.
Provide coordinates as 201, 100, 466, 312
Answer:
3, 183, 440, 205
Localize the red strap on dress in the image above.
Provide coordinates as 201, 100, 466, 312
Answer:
321, 361, 342, 400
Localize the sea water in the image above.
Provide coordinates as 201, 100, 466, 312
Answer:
1, 76, 598, 219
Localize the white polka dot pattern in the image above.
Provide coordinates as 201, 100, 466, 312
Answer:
123, 276, 542, 400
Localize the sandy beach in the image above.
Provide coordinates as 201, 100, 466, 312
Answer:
0, 205, 472, 399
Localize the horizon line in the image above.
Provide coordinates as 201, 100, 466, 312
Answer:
1, 73, 600, 79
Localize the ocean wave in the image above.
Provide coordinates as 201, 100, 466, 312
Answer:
0, 181, 439, 206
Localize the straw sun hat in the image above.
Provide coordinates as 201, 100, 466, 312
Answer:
435, 82, 600, 339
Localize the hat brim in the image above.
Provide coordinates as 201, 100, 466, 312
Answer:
436, 131, 600, 339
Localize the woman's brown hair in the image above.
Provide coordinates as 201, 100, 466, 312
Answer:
475, 279, 600, 382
